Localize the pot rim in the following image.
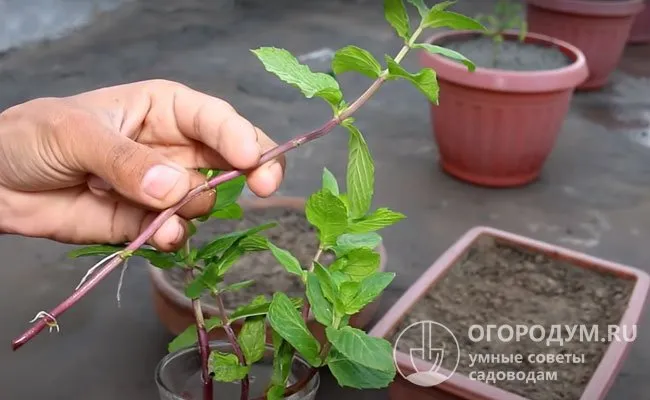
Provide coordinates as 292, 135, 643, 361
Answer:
419, 30, 589, 93
369, 226, 650, 400
155, 339, 320, 399
526, 0, 646, 17
148, 195, 389, 320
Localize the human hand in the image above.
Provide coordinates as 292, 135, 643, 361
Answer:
0, 79, 285, 251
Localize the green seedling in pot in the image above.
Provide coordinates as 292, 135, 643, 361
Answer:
476, 0, 528, 67
11, 1, 485, 399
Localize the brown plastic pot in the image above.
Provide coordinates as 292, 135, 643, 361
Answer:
149, 195, 388, 345
419, 30, 588, 187
526, 0, 645, 90
369, 226, 650, 400
629, 0, 650, 43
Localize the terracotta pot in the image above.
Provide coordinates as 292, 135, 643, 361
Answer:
526, 0, 645, 90
149, 195, 388, 345
420, 30, 588, 187
369, 226, 650, 400
629, 1, 650, 43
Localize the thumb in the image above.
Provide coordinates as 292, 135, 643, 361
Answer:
82, 133, 194, 211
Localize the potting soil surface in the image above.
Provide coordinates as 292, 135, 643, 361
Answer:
165, 206, 335, 309
389, 235, 635, 400
442, 36, 572, 71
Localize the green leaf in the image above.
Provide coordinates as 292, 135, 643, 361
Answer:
267, 292, 322, 367
386, 56, 439, 104
239, 234, 269, 251
335, 248, 381, 282
187, 220, 197, 236
184, 277, 209, 299
313, 262, 339, 306
423, 10, 486, 31
268, 241, 305, 278
211, 203, 244, 220
322, 167, 340, 196
347, 208, 406, 233
252, 47, 343, 107
215, 175, 246, 209
194, 244, 245, 291
305, 190, 348, 247
332, 45, 382, 79
326, 326, 395, 372
343, 121, 374, 219
167, 317, 223, 353
208, 351, 250, 382
196, 222, 276, 260
67, 244, 124, 258
414, 43, 476, 72
220, 279, 255, 293
346, 272, 395, 314
268, 330, 295, 399
384, 0, 410, 40
306, 272, 334, 326
327, 348, 395, 389
406, 0, 429, 16
339, 282, 361, 310
332, 232, 382, 256
238, 316, 266, 365
132, 249, 178, 269
229, 296, 303, 322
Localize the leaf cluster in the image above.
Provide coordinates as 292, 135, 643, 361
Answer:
476, 0, 528, 44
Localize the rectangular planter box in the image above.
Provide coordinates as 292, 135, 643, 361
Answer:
369, 226, 650, 400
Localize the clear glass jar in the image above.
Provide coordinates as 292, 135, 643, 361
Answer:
155, 340, 320, 400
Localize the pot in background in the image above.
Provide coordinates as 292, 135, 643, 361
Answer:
629, 0, 650, 43
419, 30, 588, 187
526, 0, 645, 89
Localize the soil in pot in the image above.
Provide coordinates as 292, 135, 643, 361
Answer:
389, 236, 635, 400
164, 206, 335, 310
440, 35, 572, 71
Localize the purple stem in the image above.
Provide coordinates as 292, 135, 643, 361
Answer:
215, 294, 249, 400
192, 298, 213, 400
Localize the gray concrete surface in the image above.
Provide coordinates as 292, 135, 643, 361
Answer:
0, 0, 649, 399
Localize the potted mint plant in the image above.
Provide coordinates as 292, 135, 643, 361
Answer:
9, 1, 485, 399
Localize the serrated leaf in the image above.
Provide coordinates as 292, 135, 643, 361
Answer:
423, 10, 486, 31
196, 222, 276, 260
306, 272, 334, 326
332, 45, 382, 79
268, 241, 304, 278
326, 326, 395, 372
268, 330, 295, 399
167, 317, 223, 353
384, 0, 410, 40
337, 248, 381, 282
305, 190, 348, 247
386, 56, 439, 104
339, 282, 361, 309
313, 262, 339, 306
343, 121, 374, 219
327, 348, 395, 389
414, 43, 476, 72
252, 47, 343, 107
211, 203, 244, 220
220, 279, 255, 293
333, 232, 382, 256
322, 167, 339, 196
347, 208, 406, 233
229, 296, 303, 322
267, 292, 322, 367
239, 234, 269, 251
208, 351, 250, 382
346, 272, 395, 314
238, 316, 266, 365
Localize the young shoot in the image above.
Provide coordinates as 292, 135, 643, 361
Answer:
11, 1, 485, 399
476, 0, 528, 67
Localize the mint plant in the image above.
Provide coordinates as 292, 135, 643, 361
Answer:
475, 0, 527, 67
11, 1, 484, 399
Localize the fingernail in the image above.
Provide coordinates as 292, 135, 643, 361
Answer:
141, 164, 184, 200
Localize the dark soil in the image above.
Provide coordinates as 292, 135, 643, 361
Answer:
440, 35, 572, 71
164, 204, 335, 310
388, 235, 635, 400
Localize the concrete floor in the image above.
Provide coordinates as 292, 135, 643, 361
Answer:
0, 0, 649, 399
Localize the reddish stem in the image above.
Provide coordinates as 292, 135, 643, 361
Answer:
192, 298, 213, 400
10, 118, 339, 351
215, 294, 249, 400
